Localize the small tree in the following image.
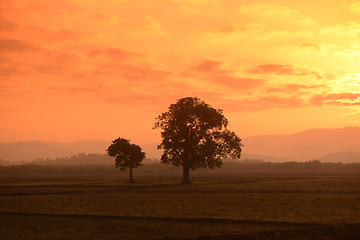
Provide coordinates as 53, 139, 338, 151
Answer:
107, 138, 146, 183
154, 97, 242, 184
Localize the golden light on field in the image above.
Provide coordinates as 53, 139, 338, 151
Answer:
0, 0, 360, 143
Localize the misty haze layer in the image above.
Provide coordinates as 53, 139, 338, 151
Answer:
1, 127, 360, 163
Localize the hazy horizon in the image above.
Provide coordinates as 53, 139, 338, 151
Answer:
2, 126, 360, 163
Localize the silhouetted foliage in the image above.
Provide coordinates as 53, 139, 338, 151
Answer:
32, 153, 113, 165
107, 138, 146, 182
154, 97, 242, 184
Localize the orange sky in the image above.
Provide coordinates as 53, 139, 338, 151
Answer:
1, 0, 360, 144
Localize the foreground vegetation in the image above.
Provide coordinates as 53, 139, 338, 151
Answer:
0, 172, 359, 239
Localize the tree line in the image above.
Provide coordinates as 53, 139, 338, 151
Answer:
1, 160, 359, 177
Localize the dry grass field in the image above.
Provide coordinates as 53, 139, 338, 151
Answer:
0, 172, 359, 239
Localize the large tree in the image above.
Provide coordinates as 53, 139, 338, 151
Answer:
154, 97, 242, 184
107, 138, 146, 183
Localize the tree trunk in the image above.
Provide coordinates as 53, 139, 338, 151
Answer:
129, 167, 134, 183
181, 165, 192, 184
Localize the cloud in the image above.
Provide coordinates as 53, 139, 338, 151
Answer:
259, 96, 304, 108
297, 41, 321, 51
321, 92, 360, 101
0, 38, 39, 53
0, 65, 22, 77
0, 83, 32, 99
192, 59, 224, 72
170, 0, 219, 16
210, 76, 266, 90
101, 84, 227, 113
326, 74, 338, 80
47, 86, 96, 94
349, 1, 360, 14
88, 47, 141, 61
22, 0, 86, 16
0, 56, 33, 78
238, 2, 298, 18
120, 64, 170, 81
44, 28, 83, 42
247, 64, 322, 79
321, 21, 360, 37
205, 3, 316, 43
310, 92, 360, 106
264, 84, 326, 95
171, 0, 216, 4
93, 62, 170, 82
221, 95, 304, 112
190, 59, 266, 90
285, 84, 326, 91
215, 26, 239, 34
131, 17, 165, 36
35, 52, 82, 75
102, 87, 193, 109
0, 16, 16, 31
208, 24, 314, 43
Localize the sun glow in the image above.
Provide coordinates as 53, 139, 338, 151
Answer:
328, 74, 360, 93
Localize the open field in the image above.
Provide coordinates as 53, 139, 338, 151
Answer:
0, 172, 360, 239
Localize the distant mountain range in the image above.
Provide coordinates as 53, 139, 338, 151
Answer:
318, 152, 360, 163
243, 126, 360, 162
1, 127, 360, 163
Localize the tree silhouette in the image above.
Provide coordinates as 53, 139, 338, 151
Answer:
154, 97, 242, 184
107, 138, 146, 183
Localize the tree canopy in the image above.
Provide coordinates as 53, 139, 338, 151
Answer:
154, 97, 242, 183
107, 138, 146, 182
